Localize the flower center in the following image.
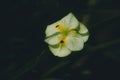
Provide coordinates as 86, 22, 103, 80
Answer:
55, 24, 78, 44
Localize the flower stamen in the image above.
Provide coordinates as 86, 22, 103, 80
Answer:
55, 24, 66, 32
55, 25, 61, 30
60, 40, 64, 43
60, 38, 66, 44
56, 25, 59, 28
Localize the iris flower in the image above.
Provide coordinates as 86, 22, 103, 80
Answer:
45, 13, 89, 57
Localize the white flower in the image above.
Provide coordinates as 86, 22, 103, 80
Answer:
45, 13, 89, 57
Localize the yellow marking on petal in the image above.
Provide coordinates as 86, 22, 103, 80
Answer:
60, 40, 64, 43
55, 24, 62, 30
55, 24, 67, 33
55, 25, 60, 28
71, 29, 78, 33
60, 38, 66, 44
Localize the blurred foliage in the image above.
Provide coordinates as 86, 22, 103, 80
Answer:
0, 0, 120, 80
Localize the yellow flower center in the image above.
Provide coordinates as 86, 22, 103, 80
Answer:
55, 24, 78, 44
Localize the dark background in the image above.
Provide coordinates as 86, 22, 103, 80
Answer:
0, 0, 120, 80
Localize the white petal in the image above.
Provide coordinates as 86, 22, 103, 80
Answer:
49, 44, 71, 57
79, 22, 88, 34
45, 21, 60, 37
45, 34, 62, 45
79, 22, 89, 42
60, 13, 79, 30
81, 34, 89, 42
65, 33, 84, 51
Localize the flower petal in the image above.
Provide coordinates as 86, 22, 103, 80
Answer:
45, 33, 62, 45
78, 22, 89, 42
81, 34, 89, 42
60, 13, 79, 30
65, 33, 84, 51
45, 21, 60, 37
49, 44, 71, 57
79, 22, 88, 34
